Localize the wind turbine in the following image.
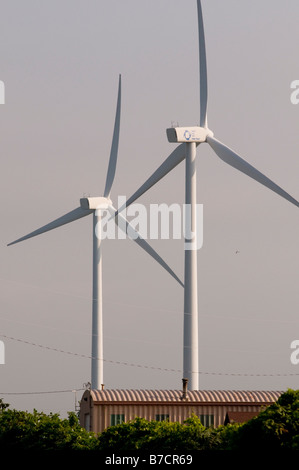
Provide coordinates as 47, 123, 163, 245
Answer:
116, 1, 299, 390
8, 74, 183, 390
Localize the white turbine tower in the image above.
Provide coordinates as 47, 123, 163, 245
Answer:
8, 74, 183, 390
116, 1, 299, 390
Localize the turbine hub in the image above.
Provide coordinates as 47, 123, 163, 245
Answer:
80, 196, 112, 210
166, 126, 213, 144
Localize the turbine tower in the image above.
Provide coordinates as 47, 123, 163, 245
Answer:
116, 1, 299, 390
8, 75, 183, 390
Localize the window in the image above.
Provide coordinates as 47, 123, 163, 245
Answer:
110, 414, 125, 426
155, 414, 169, 422
199, 414, 214, 427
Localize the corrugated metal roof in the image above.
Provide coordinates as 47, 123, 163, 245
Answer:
90, 389, 283, 404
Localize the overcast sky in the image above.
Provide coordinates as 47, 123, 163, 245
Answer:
0, 0, 298, 417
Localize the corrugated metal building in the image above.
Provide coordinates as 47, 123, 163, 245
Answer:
79, 385, 283, 433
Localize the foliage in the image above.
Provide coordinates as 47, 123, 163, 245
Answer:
0, 389, 298, 450
97, 390, 299, 452
0, 398, 9, 412
225, 388, 299, 450
97, 414, 224, 452
0, 406, 98, 450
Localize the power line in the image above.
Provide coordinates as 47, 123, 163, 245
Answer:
0, 389, 85, 396
1, 333, 299, 378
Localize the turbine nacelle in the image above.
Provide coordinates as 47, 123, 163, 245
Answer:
166, 126, 214, 144
80, 196, 112, 210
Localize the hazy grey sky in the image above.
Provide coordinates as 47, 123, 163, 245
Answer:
1, 0, 298, 416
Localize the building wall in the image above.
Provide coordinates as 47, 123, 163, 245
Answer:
79, 389, 282, 434
80, 397, 267, 433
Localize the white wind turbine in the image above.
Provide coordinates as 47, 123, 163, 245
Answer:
116, 1, 299, 390
8, 74, 183, 390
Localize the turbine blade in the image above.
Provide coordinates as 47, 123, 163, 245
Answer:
108, 206, 184, 288
8, 207, 93, 246
197, 0, 208, 128
104, 74, 122, 198
117, 143, 186, 214
207, 135, 299, 208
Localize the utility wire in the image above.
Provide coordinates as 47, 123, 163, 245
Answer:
1, 333, 299, 378
0, 389, 85, 396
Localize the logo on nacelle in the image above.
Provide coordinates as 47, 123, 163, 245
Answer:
184, 130, 192, 141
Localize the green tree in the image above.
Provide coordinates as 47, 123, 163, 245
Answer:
97, 414, 223, 452
97, 390, 299, 452
0, 406, 98, 450
225, 389, 299, 450
0, 398, 9, 412
0, 390, 298, 450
